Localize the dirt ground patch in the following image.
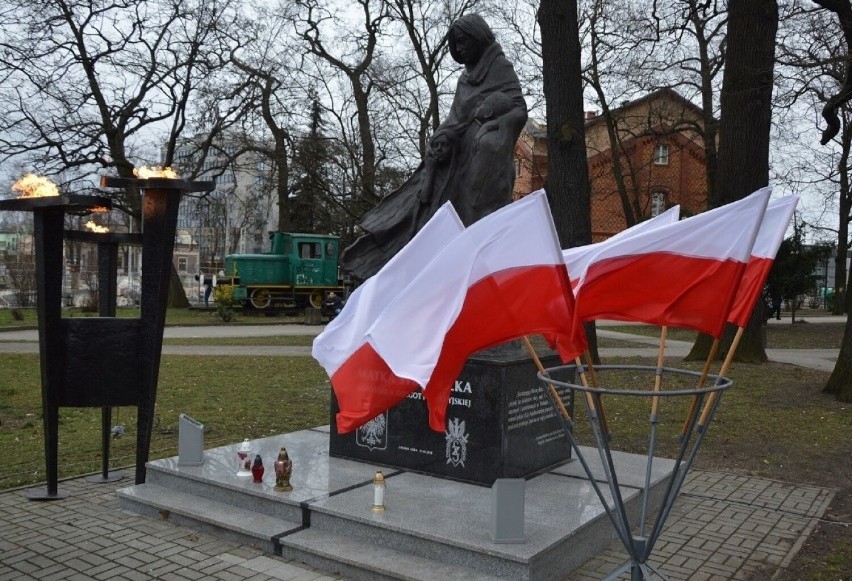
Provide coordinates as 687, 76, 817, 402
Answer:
774, 487, 852, 580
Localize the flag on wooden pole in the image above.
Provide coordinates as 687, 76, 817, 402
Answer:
312, 203, 465, 433
563, 206, 681, 290
571, 188, 770, 337
366, 191, 586, 431
727, 193, 799, 327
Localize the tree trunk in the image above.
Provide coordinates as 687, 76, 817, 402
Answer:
691, 302, 769, 365
835, 121, 850, 314
825, 268, 852, 400
686, 0, 778, 362
538, 0, 597, 361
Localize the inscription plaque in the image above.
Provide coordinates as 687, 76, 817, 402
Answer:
329, 348, 574, 486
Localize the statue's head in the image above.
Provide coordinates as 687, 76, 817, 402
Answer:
448, 13, 495, 67
429, 129, 453, 162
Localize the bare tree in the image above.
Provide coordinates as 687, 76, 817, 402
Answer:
0, 0, 241, 304
381, 0, 478, 158
582, 0, 726, 231
296, 0, 391, 209
808, 0, 852, 401
493, 0, 545, 119
538, 0, 598, 361
216, 6, 308, 234
812, 0, 852, 145
687, 0, 778, 363
651, 0, 726, 206
6, 249, 36, 308
584, 1, 659, 229
776, 4, 851, 316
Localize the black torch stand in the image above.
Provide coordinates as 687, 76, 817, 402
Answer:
65, 230, 143, 484
0, 176, 213, 501
0, 194, 111, 500
99, 177, 213, 486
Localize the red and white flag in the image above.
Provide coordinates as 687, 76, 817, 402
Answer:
727, 194, 799, 327
572, 188, 771, 337
312, 203, 465, 433
365, 191, 586, 432
563, 206, 681, 290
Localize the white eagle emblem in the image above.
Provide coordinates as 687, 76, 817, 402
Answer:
356, 413, 388, 451
445, 418, 468, 467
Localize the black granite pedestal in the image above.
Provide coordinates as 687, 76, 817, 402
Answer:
329, 347, 574, 486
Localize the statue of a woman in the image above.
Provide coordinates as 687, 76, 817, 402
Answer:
341, 13, 527, 282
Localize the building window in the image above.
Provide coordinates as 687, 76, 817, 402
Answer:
653, 144, 669, 165
651, 192, 666, 217
178, 256, 188, 272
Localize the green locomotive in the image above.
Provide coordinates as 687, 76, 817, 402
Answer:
222, 232, 347, 309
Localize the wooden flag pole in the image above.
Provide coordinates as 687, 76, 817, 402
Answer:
582, 349, 610, 436
696, 327, 745, 428
679, 338, 721, 437
583, 349, 601, 388
522, 336, 571, 421
573, 355, 610, 435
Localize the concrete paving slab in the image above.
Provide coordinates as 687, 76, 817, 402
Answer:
146, 429, 386, 504
119, 428, 678, 579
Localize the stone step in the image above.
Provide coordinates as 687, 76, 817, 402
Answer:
304, 470, 637, 580
117, 430, 676, 580
117, 482, 303, 554
280, 527, 506, 581
143, 456, 306, 523
118, 484, 510, 579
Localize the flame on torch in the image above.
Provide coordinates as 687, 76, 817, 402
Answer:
90, 206, 109, 213
85, 221, 109, 233
133, 166, 178, 179
12, 174, 60, 198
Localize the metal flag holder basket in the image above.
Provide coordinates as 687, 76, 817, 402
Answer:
537, 362, 733, 581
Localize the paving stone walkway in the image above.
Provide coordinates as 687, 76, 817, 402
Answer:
0, 469, 834, 580
571, 471, 834, 580
0, 476, 339, 581
0, 321, 839, 578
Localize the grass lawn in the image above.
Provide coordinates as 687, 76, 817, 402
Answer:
603, 321, 844, 350
0, 354, 329, 490
0, 313, 848, 578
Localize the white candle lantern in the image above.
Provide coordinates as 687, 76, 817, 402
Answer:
372, 470, 386, 512
236, 439, 252, 477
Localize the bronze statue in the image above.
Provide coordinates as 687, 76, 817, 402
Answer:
341, 13, 528, 281
273, 447, 293, 492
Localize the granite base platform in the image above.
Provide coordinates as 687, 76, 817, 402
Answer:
117, 426, 675, 580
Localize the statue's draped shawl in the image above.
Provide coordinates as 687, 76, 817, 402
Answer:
341, 15, 527, 281
437, 36, 526, 225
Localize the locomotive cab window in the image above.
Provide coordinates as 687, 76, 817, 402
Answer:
326, 242, 335, 257
299, 242, 322, 259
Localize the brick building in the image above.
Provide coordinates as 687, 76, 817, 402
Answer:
514, 88, 709, 241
